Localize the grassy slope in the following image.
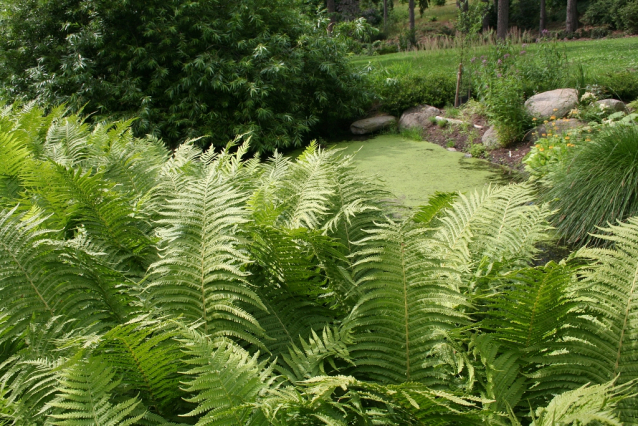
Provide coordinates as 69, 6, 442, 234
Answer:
353, 37, 638, 80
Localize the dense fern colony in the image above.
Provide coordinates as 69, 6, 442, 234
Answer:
1, 105, 638, 425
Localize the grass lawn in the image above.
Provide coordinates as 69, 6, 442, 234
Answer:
352, 36, 638, 80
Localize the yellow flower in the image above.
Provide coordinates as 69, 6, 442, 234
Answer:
564, 136, 570, 140
549, 146, 554, 149
586, 138, 591, 142
541, 133, 547, 137
553, 108, 558, 111
539, 147, 545, 151
567, 143, 575, 147
550, 115, 556, 120
535, 144, 541, 148
532, 117, 537, 121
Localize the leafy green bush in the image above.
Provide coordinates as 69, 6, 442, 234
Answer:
596, 71, 638, 102
374, 72, 456, 115
469, 142, 486, 158
3, 106, 638, 424
0, 0, 372, 152
542, 125, 638, 246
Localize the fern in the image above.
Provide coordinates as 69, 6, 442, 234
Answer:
147, 167, 265, 344
562, 218, 638, 423
94, 317, 184, 416
278, 326, 354, 382
348, 218, 470, 384
178, 328, 274, 426
45, 357, 145, 426
0, 207, 106, 340
529, 380, 633, 426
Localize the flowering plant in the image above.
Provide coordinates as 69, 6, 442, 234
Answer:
523, 129, 591, 181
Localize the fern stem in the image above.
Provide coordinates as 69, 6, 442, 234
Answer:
614, 261, 638, 375
0, 239, 53, 314
401, 240, 410, 381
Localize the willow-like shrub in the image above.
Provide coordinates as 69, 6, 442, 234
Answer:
544, 125, 638, 246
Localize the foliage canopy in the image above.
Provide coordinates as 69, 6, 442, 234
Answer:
0, 0, 372, 152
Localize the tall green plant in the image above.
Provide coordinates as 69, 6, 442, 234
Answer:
0, 106, 637, 425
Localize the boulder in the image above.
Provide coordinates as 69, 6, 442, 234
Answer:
398, 105, 441, 130
524, 88, 579, 119
482, 126, 501, 149
524, 118, 587, 141
596, 99, 628, 113
350, 115, 397, 135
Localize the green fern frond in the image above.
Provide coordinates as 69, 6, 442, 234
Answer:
432, 184, 552, 277
45, 357, 145, 426
249, 273, 338, 357
147, 168, 265, 343
530, 379, 633, 426
348, 218, 470, 384
482, 262, 578, 352
42, 115, 96, 168
0, 130, 35, 207
413, 192, 457, 226
178, 328, 274, 426
279, 326, 354, 382
0, 317, 80, 425
0, 207, 98, 340
562, 217, 638, 422
94, 317, 184, 415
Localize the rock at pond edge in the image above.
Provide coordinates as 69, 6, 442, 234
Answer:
351, 115, 397, 135
398, 105, 441, 130
524, 88, 578, 120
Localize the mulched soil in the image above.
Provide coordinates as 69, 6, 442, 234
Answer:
424, 110, 534, 172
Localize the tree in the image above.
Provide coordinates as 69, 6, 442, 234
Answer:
566, 0, 578, 32
497, 0, 509, 38
409, 0, 416, 33
327, 0, 336, 33
0, 0, 372, 153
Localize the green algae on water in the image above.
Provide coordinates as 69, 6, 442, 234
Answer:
329, 134, 510, 207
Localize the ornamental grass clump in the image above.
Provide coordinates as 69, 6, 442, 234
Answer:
544, 125, 638, 246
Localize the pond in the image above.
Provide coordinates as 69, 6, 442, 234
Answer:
327, 134, 512, 207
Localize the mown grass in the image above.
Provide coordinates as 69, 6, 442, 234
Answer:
352, 37, 638, 79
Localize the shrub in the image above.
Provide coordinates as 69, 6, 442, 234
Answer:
542, 125, 638, 246
375, 72, 456, 116
597, 71, 638, 101
0, 0, 372, 152
469, 143, 486, 158
620, 0, 638, 33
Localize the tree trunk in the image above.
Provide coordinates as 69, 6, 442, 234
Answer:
566, 0, 578, 33
327, 0, 336, 34
540, 0, 546, 34
482, 0, 490, 32
383, 0, 388, 32
497, 0, 509, 39
409, 0, 415, 32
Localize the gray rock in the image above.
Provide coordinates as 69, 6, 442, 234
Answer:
524, 88, 579, 119
398, 105, 441, 130
350, 115, 397, 135
482, 126, 501, 149
596, 99, 628, 113
446, 147, 457, 152
524, 118, 587, 141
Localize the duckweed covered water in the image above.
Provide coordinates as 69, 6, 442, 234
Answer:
329, 134, 511, 207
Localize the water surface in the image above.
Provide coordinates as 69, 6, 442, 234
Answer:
329, 134, 510, 207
